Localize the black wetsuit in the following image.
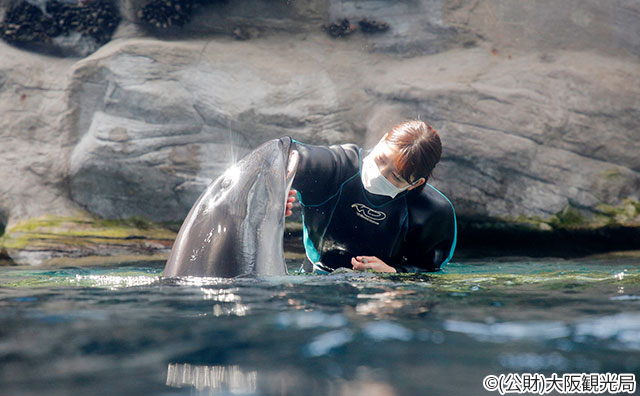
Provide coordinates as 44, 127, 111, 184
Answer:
291, 141, 457, 273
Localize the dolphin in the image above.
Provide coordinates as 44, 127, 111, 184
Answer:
163, 137, 299, 278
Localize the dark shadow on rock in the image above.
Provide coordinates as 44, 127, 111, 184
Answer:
457, 219, 640, 259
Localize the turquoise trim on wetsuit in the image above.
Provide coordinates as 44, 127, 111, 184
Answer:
297, 191, 321, 264
425, 183, 457, 267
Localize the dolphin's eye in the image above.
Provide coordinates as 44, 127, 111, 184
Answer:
221, 177, 232, 189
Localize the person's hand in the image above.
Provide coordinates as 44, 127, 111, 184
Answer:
285, 189, 297, 217
351, 256, 397, 273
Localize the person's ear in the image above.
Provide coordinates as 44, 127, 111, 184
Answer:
407, 177, 425, 191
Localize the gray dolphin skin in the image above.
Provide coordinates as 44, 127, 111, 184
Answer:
163, 137, 299, 278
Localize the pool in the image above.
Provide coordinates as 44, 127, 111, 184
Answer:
1, 256, 639, 395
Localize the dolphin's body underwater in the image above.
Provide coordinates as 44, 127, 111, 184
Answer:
163, 137, 299, 278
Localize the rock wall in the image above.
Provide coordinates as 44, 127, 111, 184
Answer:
0, 46, 79, 224
0, 0, 639, 261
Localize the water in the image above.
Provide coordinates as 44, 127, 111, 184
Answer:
1, 257, 639, 396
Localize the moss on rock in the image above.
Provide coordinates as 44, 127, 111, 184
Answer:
548, 205, 589, 229
596, 198, 640, 226
507, 199, 640, 232
0, 215, 176, 266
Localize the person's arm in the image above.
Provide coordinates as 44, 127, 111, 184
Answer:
291, 141, 359, 205
395, 242, 451, 273
394, 193, 456, 273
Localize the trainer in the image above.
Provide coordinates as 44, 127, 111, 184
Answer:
286, 120, 457, 273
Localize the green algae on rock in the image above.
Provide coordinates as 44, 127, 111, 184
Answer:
0, 215, 176, 266
595, 199, 640, 227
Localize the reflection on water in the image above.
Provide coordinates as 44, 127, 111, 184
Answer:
355, 288, 431, 316
165, 363, 403, 396
166, 363, 257, 393
201, 287, 250, 316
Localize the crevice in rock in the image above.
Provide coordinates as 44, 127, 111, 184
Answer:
0, 210, 6, 238
0, 210, 11, 264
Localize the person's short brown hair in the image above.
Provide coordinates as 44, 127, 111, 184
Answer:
384, 120, 442, 183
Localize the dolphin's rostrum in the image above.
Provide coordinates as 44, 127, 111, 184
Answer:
163, 137, 299, 278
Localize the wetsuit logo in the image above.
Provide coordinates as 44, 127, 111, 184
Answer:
351, 203, 387, 225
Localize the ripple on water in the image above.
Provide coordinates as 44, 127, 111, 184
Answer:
304, 329, 354, 357
443, 319, 571, 342
362, 320, 413, 342
574, 312, 640, 350
275, 311, 347, 329
610, 294, 640, 301
444, 312, 640, 351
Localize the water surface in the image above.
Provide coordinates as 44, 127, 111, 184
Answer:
1, 256, 639, 396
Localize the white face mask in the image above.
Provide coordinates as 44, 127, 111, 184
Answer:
360, 152, 410, 198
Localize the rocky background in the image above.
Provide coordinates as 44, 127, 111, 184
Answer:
0, 0, 639, 264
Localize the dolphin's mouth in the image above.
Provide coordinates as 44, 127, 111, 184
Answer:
286, 149, 299, 185
284, 148, 299, 198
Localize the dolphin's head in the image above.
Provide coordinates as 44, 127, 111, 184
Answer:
164, 137, 299, 278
